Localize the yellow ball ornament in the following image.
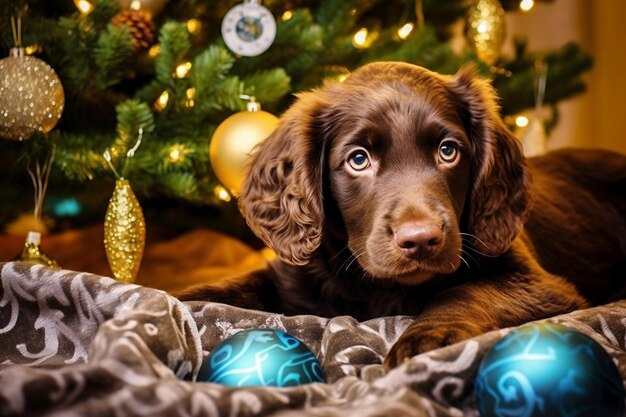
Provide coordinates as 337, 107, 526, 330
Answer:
0, 48, 65, 141
210, 101, 279, 195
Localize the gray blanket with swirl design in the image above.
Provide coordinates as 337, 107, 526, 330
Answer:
1, 261, 626, 416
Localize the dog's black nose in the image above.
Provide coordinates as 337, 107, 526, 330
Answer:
394, 222, 443, 260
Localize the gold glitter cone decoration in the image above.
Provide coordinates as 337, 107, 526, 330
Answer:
0, 47, 65, 141
103, 124, 148, 284
209, 98, 278, 195
12, 231, 60, 269
104, 179, 146, 283
466, 0, 506, 65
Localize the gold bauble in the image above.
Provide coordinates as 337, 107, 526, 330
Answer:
119, 0, 168, 17
466, 0, 506, 65
12, 231, 60, 269
104, 179, 146, 283
209, 104, 279, 195
0, 48, 65, 141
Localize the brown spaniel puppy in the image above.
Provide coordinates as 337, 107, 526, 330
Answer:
178, 62, 626, 369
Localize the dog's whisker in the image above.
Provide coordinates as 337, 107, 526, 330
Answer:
457, 254, 471, 270
345, 249, 367, 271
459, 232, 489, 248
463, 245, 499, 258
329, 236, 370, 262
459, 248, 479, 265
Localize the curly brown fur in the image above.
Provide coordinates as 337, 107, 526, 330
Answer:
176, 62, 626, 369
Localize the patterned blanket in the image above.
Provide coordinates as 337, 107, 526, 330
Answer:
1, 261, 626, 416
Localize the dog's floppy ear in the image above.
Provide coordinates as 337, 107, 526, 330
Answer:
238, 85, 339, 265
449, 65, 531, 256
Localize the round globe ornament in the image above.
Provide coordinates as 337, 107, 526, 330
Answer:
198, 328, 326, 387
209, 99, 278, 195
0, 47, 65, 141
475, 322, 625, 417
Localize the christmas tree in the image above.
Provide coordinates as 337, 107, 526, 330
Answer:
0, 0, 592, 240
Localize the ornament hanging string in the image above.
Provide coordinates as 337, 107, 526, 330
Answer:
415, 0, 424, 30
25, 144, 55, 221
534, 60, 548, 117
103, 127, 144, 179
10, 15, 22, 48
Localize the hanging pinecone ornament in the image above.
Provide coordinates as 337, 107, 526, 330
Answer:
111, 9, 156, 51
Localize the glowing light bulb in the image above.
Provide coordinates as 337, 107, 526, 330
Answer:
24, 44, 43, 55
397, 22, 414, 40
175, 62, 192, 79
353, 28, 369, 48
520, 0, 535, 12
187, 19, 201, 34
214, 185, 232, 202
184, 88, 195, 108
74, 0, 93, 14
515, 116, 529, 128
130, 0, 141, 10
155, 91, 169, 111
168, 145, 186, 163
282, 11, 293, 21
148, 45, 160, 58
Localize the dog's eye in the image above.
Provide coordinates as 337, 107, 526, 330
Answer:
438, 141, 459, 163
347, 149, 371, 171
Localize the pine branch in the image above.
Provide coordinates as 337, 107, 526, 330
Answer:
494, 42, 593, 115
113, 99, 155, 156
93, 24, 134, 90
55, 132, 111, 181
242, 69, 290, 105
191, 44, 235, 99
155, 21, 191, 86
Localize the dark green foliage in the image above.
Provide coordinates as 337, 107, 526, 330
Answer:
0, 0, 590, 233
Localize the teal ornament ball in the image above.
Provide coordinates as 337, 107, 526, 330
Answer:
475, 323, 625, 417
198, 329, 326, 387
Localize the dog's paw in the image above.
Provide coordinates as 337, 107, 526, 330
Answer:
384, 321, 483, 370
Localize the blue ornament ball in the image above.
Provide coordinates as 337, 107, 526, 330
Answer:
198, 328, 326, 387
475, 322, 625, 417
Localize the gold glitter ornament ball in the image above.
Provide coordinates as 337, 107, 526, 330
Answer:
0, 48, 65, 141
209, 103, 278, 195
466, 0, 506, 65
104, 179, 146, 283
